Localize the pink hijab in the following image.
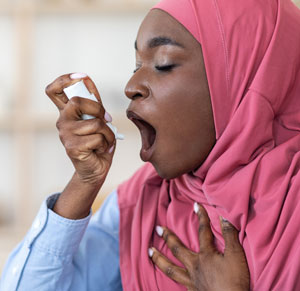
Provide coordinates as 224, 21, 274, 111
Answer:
118, 0, 300, 290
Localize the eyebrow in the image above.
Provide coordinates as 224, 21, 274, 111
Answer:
134, 36, 185, 50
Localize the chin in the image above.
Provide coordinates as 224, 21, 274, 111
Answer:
152, 159, 204, 180
152, 162, 186, 180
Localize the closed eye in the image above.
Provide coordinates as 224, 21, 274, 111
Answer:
133, 64, 177, 74
155, 64, 177, 72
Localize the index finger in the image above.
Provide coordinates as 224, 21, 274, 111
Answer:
196, 204, 214, 252
70, 73, 106, 116
159, 227, 196, 268
82, 77, 103, 106
219, 217, 243, 254
45, 74, 80, 110
150, 248, 191, 287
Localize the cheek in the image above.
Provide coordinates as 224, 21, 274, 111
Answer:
156, 87, 210, 141
151, 81, 215, 177
154, 67, 210, 121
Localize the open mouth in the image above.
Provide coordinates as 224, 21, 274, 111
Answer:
127, 110, 157, 161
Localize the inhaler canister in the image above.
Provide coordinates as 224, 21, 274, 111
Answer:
63, 80, 125, 140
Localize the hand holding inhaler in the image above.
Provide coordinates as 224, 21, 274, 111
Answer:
45, 73, 119, 219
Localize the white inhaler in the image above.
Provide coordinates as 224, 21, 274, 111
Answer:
63, 80, 124, 140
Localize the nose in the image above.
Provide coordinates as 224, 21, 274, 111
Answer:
124, 70, 150, 100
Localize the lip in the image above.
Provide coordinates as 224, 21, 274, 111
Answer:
126, 109, 157, 162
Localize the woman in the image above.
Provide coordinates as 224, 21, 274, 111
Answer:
2, 0, 300, 290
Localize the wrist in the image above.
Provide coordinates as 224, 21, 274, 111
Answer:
53, 172, 104, 219
74, 168, 108, 187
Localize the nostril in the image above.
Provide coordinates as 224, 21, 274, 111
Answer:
124, 85, 139, 100
132, 93, 143, 100
124, 77, 149, 100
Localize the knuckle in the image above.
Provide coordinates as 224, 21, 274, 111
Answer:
96, 142, 107, 153
58, 77, 65, 86
199, 245, 214, 255
87, 121, 98, 134
96, 133, 105, 144
67, 148, 79, 159
228, 245, 243, 254
171, 245, 180, 257
93, 119, 102, 129
45, 84, 53, 96
97, 120, 106, 132
189, 254, 199, 267
163, 229, 175, 242
198, 223, 209, 233
69, 97, 81, 106
222, 224, 236, 234
163, 231, 170, 242
58, 129, 71, 144
56, 119, 70, 136
165, 266, 174, 278
56, 119, 62, 130
96, 105, 105, 117
65, 143, 78, 157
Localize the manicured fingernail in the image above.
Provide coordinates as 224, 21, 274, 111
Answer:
194, 202, 199, 214
104, 111, 113, 122
156, 225, 164, 237
108, 145, 115, 154
148, 248, 154, 257
70, 72, 88, 79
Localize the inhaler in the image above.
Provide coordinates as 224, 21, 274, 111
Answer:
63, 80, 124, 140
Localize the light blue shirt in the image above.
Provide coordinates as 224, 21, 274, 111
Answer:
0, 191, 122, 291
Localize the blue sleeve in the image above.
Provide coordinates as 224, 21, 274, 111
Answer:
0, 191, 122, 291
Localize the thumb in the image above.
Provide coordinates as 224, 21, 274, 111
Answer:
219, 217, 243, 254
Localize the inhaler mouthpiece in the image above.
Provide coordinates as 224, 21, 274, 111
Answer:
63, 80, 124, 140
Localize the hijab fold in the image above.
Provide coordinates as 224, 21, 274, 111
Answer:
118, 1, 300, 289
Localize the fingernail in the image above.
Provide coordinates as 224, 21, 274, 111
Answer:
70, 72, 88, 79
108, 145, 115, 154
148, 248, 154, 257
193, 202, 199, 214
104, 111, 113, 122
156, 225, 164, 237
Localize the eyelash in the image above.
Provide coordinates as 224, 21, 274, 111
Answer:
133, 64, 176, 74
155, 64, 176, 72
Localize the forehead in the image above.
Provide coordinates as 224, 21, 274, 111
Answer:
136, 9, 200, 51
